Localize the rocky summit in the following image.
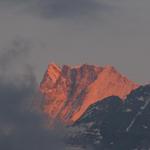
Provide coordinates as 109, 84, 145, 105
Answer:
40, 63, 139, 124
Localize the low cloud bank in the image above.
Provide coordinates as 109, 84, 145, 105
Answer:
0, 39, 67, 150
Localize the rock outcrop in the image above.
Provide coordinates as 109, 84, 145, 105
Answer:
40, 63, 139, 124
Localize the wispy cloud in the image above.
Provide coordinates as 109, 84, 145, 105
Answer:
0, 39, 68, 150
0, 38, 31, 70
0, 73, 66, 150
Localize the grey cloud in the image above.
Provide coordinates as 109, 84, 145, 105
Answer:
0, 38, 31, 70
0, 0, 150, 84
0, 0, 112, 19
0, 73, 66, 150
0, 40, 68, 150
34, 0, 109, 19
0, 38, 37, 85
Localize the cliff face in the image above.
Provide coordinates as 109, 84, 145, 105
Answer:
40, 63, 139, 124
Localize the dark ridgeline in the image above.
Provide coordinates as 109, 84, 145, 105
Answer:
67, 85, 150, 150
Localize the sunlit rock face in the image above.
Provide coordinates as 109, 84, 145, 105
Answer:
40, 63, 139, 124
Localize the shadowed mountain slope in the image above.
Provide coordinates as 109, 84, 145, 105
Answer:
68, 85, 150, 150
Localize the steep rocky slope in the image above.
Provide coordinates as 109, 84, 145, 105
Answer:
40, 63, 139, 124
68, 85, 150, 150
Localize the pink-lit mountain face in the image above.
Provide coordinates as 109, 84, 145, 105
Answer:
40, 63, 139, 124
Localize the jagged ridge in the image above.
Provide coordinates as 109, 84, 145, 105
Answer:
40, 63, 139, 124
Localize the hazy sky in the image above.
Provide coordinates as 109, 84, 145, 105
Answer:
0, 0, 150, 84
0, 1, 150, 149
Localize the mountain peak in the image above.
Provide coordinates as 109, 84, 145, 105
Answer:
104, 64, 115, 69
40, 63, 139, 124
47, 63, 61, 82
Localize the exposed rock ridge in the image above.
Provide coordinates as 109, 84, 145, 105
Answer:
40, 63, 139, 124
